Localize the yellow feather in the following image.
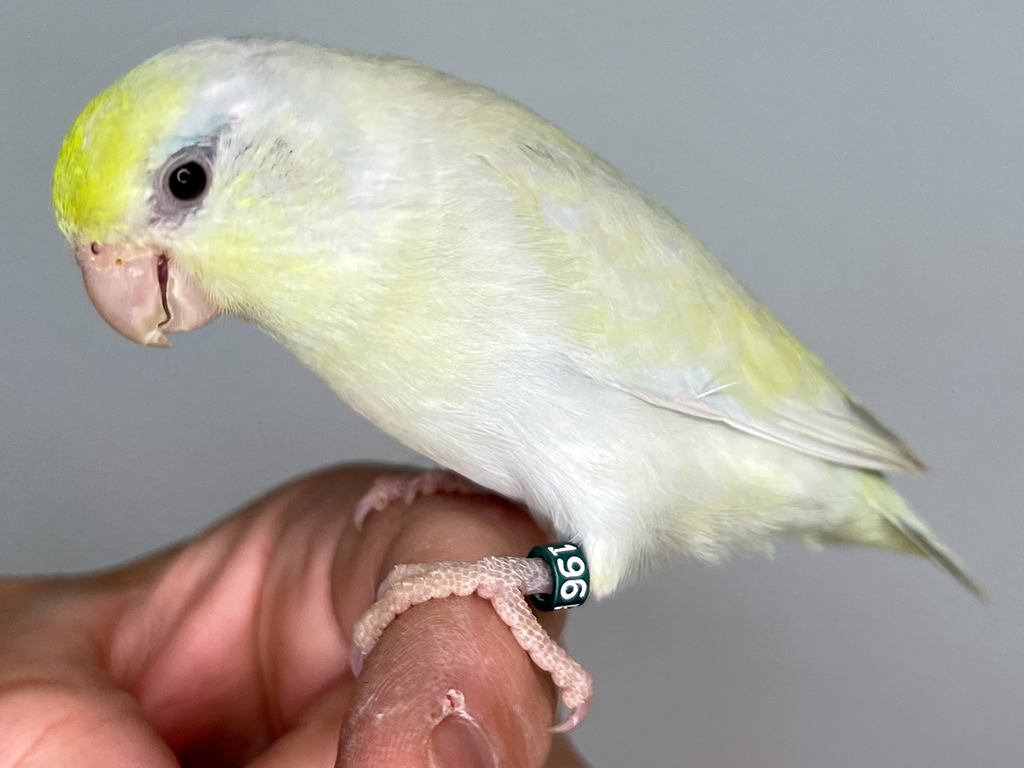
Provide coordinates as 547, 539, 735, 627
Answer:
52, 58, 188, 243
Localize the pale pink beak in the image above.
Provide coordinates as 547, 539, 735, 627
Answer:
75, 241, 219, 347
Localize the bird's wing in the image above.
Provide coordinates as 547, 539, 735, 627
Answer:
489, 138, 926, 474
568, 241, 926, 474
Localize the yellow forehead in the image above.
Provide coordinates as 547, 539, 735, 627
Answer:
52, 58, 188, 244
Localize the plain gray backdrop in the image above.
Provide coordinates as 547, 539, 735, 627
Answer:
2, 2, 1021, 766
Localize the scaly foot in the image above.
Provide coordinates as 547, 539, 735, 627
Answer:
352, 556, 593, 732
353, 469, 482, 529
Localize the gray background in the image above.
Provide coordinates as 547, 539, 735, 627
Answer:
1, 1, 1021, 766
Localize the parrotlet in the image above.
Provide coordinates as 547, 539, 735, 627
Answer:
52, 38, 981, 730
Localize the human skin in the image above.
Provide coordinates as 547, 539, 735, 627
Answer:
0, 466, 588, 767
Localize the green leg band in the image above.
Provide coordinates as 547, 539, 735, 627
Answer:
528, 541, 590, 611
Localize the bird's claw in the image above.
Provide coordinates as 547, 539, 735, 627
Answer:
353, 470, 482, 529
352, 556, 593, 732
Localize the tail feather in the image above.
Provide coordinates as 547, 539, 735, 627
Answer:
880, 510, 987, 602
856, 472, 986, 601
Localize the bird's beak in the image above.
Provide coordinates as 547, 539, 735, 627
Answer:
74, 241, 220, 348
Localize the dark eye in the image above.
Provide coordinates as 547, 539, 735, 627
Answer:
167, 161, 208, 200
153, 143, 215, 221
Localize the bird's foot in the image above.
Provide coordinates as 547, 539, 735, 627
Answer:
353, 469, 482, 529
351, 556, 593, 732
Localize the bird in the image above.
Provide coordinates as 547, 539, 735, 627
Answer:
52, 37, 981, 730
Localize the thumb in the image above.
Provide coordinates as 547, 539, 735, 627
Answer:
337, 492, 582, 768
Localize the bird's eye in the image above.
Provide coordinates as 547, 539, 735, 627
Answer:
167, 160, 208, 201
154, 145, 215, 218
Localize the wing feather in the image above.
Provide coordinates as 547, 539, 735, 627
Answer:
487, 134, 927, 475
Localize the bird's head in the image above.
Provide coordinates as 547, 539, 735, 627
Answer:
52, 38, 357, 348
52, 42, 231, 347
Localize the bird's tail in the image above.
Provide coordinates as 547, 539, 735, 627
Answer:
829, 473, 985, 601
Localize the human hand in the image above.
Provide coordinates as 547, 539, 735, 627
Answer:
0, 466, 589, 767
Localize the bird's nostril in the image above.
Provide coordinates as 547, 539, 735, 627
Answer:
90, 242, 100, 255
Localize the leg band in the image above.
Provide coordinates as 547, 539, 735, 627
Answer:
527, 542, 590, 612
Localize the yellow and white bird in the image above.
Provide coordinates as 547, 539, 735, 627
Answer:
52, 37, 981, 730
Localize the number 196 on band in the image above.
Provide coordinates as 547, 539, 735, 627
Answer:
528, 541, 590, 612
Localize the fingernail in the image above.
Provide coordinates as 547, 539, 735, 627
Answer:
430, 716, 496, 768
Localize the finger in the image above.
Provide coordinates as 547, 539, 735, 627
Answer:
545, 735, 591, 768
0, 467, 584, 767
0, 581, 178, 768
338, 491, 570, 768
0, 468, 374, 767
106, 468, 366, 761
243, 684, 352, 768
